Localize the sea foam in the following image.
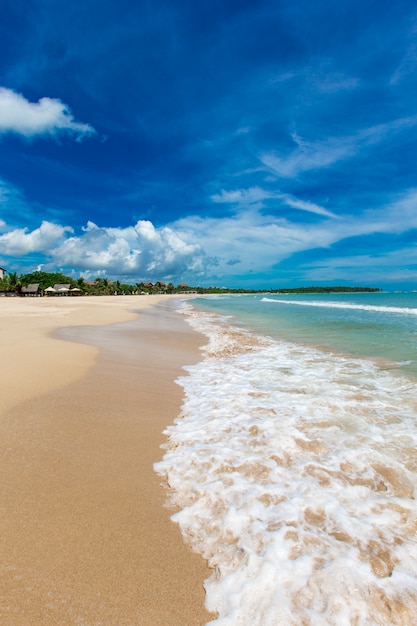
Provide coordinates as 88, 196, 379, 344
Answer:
155, 303, 417, 625
261, 297, 417, 316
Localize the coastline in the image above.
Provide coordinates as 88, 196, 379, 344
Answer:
0, 296, 214, 625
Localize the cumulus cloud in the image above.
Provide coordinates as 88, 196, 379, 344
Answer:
0, 221, 72, 256
51, 220, 205, 279
0, 87, 95, 140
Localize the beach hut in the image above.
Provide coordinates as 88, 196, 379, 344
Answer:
44, 286, 56, 296
20, 283, 42, 297
52, 283, 71, 296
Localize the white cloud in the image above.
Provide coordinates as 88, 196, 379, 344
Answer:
391, 43, 417, 84
175, 188, 417, 278
279, 195, 338, 218
261, 133, 354, 178
211, 186, 337, 218
347, 188, 417, 236
390, 20, 417, 85
211, 187, 273, 205
0, 87, 95, 140
0, 178, 25, 207
315, 74, 359, 93
0, 221, 72, 256
2, 189, 417, 283
261, 117, 417, 178
173, 211, 336, 278
51, 220, 204, 279
301, 248, 417, 286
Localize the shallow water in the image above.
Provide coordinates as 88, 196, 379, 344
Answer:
155, 294, 417, 625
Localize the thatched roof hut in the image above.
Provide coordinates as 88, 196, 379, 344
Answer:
20, 283, 42, 297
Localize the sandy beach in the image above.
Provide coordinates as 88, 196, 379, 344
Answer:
0, 296, 214, 625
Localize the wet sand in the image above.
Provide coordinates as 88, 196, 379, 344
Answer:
0, 296, 214, 625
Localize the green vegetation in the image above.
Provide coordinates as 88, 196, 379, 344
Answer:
0, 272, 20, 293
20, 270, 78, 290
0, 271, 21, 293
0, 269, 381, 295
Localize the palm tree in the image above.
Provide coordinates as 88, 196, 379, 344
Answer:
94, 277, 110, 295
7, 272, 20, 292
135, 281, 147, 294
0, 276, 8, 292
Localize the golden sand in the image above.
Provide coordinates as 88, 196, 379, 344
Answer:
0, 296, 214, 625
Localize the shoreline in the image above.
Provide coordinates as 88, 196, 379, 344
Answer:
0, 296, 214, 625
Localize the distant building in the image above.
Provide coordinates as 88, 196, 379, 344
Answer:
0, 267, 6, 279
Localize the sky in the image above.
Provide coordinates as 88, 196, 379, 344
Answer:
1, 0, 417, 289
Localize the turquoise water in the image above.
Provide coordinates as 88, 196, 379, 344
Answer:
191, 292, 417, 377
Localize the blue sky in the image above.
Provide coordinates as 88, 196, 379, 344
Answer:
1, 0, 417, 289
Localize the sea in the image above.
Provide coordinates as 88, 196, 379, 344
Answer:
154, 291, 417, 625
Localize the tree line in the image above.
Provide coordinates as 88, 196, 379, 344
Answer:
0, 270, 381, 296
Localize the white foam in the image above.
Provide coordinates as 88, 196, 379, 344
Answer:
261, 297, 417, 316
155, 304, 417, 625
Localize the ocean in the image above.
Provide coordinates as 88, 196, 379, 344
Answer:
155, 292, 417, 625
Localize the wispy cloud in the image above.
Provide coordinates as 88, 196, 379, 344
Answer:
211, 187, 273, 205
280, 195, 338, 218
173, 212, 316, 279
260, 134, 355, 178
390, 19, 417, 84
0, 178, 46, 224
301, 248, 417, 286
260, 117, 417, 178
0, 87, 96, 141
0, 178, 26, 206
391, 43, 417, 84
211, 186, 338, 218
314, 73, 359, 93
175, 188, 417, 280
